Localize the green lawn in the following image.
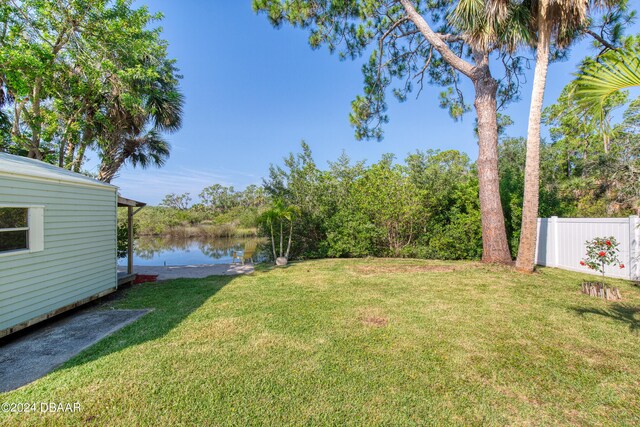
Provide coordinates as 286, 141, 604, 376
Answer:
2, 259, 640, 426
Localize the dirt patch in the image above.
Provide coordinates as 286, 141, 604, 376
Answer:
351, 264, 457, 275
361, 316, 388, 327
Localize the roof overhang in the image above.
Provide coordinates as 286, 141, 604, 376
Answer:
118, 196, 146, 208
0, 153, 117, 191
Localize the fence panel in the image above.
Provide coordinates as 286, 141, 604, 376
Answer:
536, 216, 639, 281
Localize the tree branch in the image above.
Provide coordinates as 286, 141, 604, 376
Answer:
436, 33, 466, 43
398, 0, 476, 79
584, 29, 617, 52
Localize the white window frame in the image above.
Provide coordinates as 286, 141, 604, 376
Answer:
0, 204, 44, 257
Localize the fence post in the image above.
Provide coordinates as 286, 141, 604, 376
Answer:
551, 216, 559, 268
630, 216, 639, 281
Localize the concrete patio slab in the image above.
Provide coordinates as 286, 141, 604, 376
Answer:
0, 308, 149, 392
119, 263, 254, 280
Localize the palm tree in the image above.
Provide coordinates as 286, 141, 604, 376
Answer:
260, 200, 299, 263
574, 46, 640, 124
97, 128, 171, 183
515, 0, 590, 273
96, 58, 183, 183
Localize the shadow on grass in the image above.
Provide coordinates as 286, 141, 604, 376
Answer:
59, 274, 237, 371
572, 303, 640, 333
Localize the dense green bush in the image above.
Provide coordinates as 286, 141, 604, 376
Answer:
263, 130, 638, 261
264, 143, 485, 260
325, 209, 383, 258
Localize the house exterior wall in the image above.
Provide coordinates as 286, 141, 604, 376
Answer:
0, 175, 118, 334
536, 216, 640, 281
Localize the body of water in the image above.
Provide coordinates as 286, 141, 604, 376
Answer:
118, 236, 263, 266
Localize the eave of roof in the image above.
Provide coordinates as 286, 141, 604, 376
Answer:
0, 152, 116, 190
118, 196, 146, 208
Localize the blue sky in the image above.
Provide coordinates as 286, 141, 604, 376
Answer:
101, 1, 639, 204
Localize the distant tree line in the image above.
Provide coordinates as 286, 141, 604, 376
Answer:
160, 185, 268, 213
129, 185, 269, 236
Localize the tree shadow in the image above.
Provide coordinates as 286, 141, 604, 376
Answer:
572, 303, 640, 333
55, 274, 237, 371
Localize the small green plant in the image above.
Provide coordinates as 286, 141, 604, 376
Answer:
580, 236, 625, 282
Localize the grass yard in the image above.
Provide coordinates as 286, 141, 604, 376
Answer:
2, 259, 640, 426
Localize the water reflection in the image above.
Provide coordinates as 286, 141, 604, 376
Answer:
119, 235, 264, 266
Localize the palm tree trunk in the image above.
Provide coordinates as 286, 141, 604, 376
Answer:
285, 220, 293, 259
72, 122, 94, 171
98, 159, 122, 183
27, 78, 43, 160
58, 138, 67, 167
279, 221, 283, 258
64, 140, 76, 169
74, 142, 88, 173
269, 222, 277, 260
473, 52, 512, 264
97, 140, 125, 183
516, 11, 551, 273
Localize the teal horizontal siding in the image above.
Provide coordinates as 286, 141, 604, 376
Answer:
0, 174, 117, 331
0, 276, 115, 327
0, 264, 115, 311
1, 248, 116, 284
2, 247, 115, 271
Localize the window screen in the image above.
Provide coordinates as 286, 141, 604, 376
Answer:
0, 208, 29, 252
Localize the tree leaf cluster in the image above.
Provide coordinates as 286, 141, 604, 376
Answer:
0, 0, 183, 181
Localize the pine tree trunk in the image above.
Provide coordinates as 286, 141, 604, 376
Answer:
516, 11, 551, 273
399, 1, 511, 264
473, 64, 512, 264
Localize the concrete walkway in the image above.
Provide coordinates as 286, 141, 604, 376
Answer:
0, 308, 149, 392
119, 263, 254, 280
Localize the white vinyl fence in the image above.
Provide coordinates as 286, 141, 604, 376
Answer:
536, 216, 640, 281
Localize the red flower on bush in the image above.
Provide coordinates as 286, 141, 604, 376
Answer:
581, 236, 623, 281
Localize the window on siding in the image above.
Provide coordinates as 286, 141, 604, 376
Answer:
0, 208, 29, 252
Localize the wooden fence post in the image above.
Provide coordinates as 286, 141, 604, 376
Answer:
128, 206, 134, 275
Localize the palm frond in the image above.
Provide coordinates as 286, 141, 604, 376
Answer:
451, 0, 534, 53
574, 48, 640, 124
